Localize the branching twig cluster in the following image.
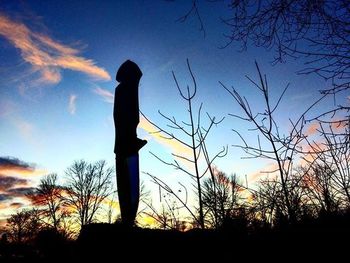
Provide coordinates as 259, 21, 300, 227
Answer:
142, 59, 226, 228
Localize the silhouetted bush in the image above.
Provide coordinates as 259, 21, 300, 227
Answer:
35, 228, 68, 259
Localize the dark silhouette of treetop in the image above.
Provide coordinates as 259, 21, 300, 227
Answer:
178, 0, 350, 93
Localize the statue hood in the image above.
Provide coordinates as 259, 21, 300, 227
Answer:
116, 60, 142, 83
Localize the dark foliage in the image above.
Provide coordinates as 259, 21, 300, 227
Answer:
1, 217, 349, 262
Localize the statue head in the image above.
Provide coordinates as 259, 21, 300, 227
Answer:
116, 60, 142, 83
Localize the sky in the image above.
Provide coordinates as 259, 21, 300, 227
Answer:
0, 0, 347, 226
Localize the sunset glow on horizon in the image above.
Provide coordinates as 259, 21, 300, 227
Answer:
1, 0, 348, 231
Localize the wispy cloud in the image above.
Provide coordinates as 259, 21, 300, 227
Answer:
0, 194, 12, 202
0, 157, 45, 216
305, 122, 319, 136
0, 99, 17, 118
0, 99, 41, 147
0, 14, 111, 86
247, 162, 280, 184
0, 175, 28, 192
138, 116, 192, 158
68, 94, 77, 115
306, 120, 345, 137
9, 202, 24, 209
12, 117, 34, 140
330, 119, 347, 131
93, 87, 114, 103
7, 187, 36, 197
0, 156, 45, 177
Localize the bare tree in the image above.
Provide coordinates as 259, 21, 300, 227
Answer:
303, 120, 350, 209
250, 179, 278, 226
300, 164, 340, 215
249, 176, 298, 227
29, 173, 63, 230
142, 59, 226, 228
202, 168, 242, 228
177, 0, 350, 94
139, 179, 184, 230
142, 192, 186, 230
225, 0, 350, 88
145, 173, 198, 228
219, 62, 325, 222
176, 0, 206, 37
64, 160, 114, 227
6, 209, 42, 243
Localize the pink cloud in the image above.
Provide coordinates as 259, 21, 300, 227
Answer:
0, 175, 28, 192
247, 162, 280, 184
39, 67, 62, 84
330, 119, 347, 131
0, 157, 45, 178
305, 120, 345, 137
93, 87, 114, 103
138, 115, 221, 175
139, 116, 192, 158
0, 14, 111, 86
12, 117, 34, 140
305, 122, 319, 136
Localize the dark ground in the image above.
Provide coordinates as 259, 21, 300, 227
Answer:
0, 218, 349, 262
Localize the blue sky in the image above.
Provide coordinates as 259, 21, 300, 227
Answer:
1, 0, 345, 224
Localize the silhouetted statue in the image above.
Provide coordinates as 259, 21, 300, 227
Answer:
114, 60, 147, 227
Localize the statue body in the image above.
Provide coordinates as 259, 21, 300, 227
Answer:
113, 60, 146, 226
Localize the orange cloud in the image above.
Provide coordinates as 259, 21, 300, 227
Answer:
33, 33, 79, 55
306, 119, 346, 137
9, 202, 24, 209
330, 119, 347, 132
93, 87, 114, 103
0, 165, 35, 177
102, 197, 119, 210
138, 214, 158, 228
39, 67, 62, 84
0, 219, 7, 229
0, 157, 45, 177
0, 175, 28, 192
0, 14, 110, 85
305, 122, 319, 136
56, 56, 110, 80
28, 186, 64, 207
0, 158, 44, 226
139, 116, 192, 158
68, 94, 77, 115
247, 162, 280, 184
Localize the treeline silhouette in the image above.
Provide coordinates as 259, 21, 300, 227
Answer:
0, 160, 114, 261
0, 1, 349, 260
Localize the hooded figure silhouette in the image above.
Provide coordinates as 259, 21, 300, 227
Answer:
114, 60, 147, 226
114, 60, 146, 156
